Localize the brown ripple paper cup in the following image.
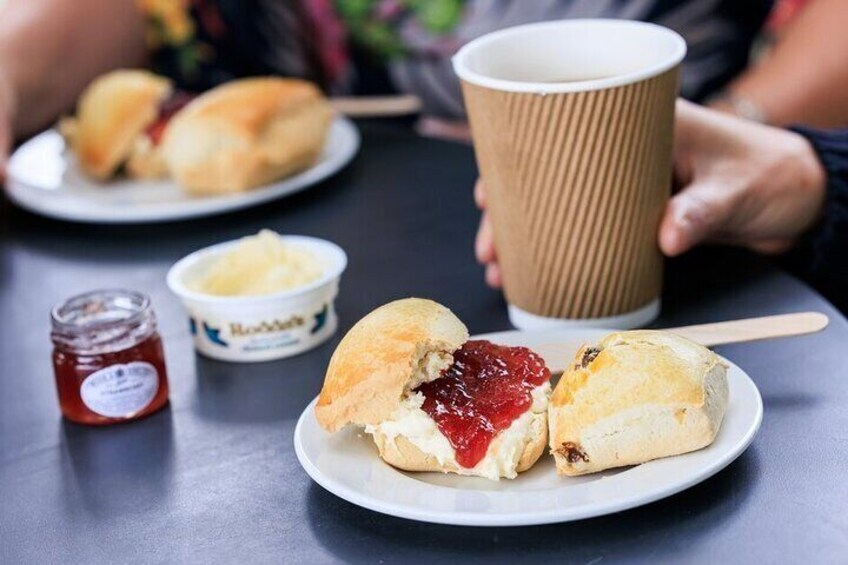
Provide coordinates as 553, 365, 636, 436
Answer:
454, 20, 686, 329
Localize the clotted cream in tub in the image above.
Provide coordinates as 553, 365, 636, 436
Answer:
167, 231, 347, 362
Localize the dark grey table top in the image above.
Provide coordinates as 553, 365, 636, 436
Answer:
1, 123, 846, 564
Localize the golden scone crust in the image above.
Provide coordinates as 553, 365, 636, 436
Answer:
126, 137, 168, 179
516, 414, 549, 472
68, 70, 171, 179
314, 298, 468, 432
549, 330, 728, 476
161, 77, 334, 194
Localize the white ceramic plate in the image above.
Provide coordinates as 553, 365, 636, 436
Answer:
5, 117, 359, 223
294, 328, 763, 526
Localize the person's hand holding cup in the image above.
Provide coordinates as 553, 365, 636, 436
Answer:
476, 99, 827, 289
659, 100, 825, 256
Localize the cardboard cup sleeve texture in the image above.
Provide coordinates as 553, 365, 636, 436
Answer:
461, 67, 679, 320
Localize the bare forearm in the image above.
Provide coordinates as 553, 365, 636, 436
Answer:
714, 0, 848, 127
0, 0, 147, 138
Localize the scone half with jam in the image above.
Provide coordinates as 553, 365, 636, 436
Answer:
315, 298, 551, 481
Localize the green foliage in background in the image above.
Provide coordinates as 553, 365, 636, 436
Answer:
334, 0, 464, 59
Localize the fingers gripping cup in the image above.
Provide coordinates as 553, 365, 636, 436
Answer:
453, 20, 686, 329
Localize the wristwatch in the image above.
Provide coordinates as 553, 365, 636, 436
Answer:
709, 92, 769, 124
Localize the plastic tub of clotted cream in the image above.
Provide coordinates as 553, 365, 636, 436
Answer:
167, 230, 347, 362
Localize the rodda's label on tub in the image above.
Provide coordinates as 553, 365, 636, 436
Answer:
188, 302, 337, 361
230, 315, 305, 336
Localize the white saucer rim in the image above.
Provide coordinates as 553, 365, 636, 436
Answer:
6, 116, 360, 224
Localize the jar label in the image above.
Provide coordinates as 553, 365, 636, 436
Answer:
80, 362, 159, 418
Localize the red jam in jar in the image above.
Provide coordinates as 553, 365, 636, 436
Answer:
51, 290, 170, 425
415, 340, 550, 468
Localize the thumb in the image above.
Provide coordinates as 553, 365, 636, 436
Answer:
673, 99, 699, 145
474, 178, 486, 209
0, 124, 9, 186
659, 181, 731, 257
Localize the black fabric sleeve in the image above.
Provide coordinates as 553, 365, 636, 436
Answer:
787, 127, 848, 310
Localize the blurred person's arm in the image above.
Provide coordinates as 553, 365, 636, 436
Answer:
710, 0, 848, 127
0, 0, 146, 176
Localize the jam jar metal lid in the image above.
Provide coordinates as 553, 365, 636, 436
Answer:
51, 289, 158, 355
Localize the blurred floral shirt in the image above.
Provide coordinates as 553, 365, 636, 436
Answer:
139, 0, 773, 119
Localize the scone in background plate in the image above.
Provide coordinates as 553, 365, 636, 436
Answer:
294, 328, 763, 526
5, 117, 359, 224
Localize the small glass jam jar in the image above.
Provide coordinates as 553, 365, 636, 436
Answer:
51, 289, 170, 425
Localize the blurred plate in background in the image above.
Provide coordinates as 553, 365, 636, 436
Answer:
5, 116, 359, 224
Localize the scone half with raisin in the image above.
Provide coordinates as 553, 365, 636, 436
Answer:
549, 330, 728, 476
